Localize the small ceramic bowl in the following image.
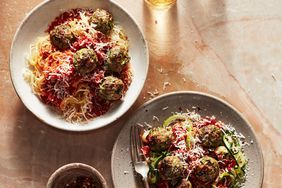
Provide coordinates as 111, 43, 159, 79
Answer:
47, 163, 107, 188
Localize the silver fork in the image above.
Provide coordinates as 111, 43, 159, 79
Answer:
130, 124, 150, 188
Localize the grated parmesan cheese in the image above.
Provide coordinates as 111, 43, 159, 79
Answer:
163, 81, 171, 90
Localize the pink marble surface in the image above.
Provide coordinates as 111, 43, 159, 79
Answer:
0, 0, 281, 187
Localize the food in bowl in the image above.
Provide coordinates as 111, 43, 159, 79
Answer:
64, 175, 100, 188
47, 163, 107, 188
140, 111, 248, 188
25, 8, 132, 123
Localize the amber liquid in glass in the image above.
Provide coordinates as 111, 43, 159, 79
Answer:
145, 0, 177, 8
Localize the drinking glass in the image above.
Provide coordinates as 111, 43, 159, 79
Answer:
145, 0, 177, 8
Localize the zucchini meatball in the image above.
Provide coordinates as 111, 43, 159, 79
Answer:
176, 179, 192, 188
50, 24, 75, 50
198, 125, 223, 148
216, 172, 235, 187
105, 46, 130, 73
147, 127, 173, 151
194, 156, 219, 183
158, 156, 185, 180
89, 9, 114, 34
98, 76, 124, 100
73, 48, 98, 74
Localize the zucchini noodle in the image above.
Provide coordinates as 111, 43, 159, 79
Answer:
141, 111, 248, 187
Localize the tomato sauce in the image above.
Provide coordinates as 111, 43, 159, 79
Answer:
36, 8, 132, 121
47, 8, 94, 32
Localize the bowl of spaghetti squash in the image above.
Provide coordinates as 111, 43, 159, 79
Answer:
10, 0, 148, 131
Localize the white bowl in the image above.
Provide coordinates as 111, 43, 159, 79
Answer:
10, 0, 148, 131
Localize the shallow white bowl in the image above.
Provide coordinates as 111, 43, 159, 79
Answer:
10, 0, 148, 131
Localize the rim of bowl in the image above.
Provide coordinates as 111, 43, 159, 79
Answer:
111, 90, 264, 187
47, 163, 107, 188
9, 0, 149, 132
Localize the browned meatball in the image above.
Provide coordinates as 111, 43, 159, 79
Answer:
194, 156, 219, 183
98, 76, 124, 100
158, 156, 186, 180
147, 127, 173, 151
176, 179, 192, 188
105, 46, 130, 73
198, 125, 223, 148
89, 9, 114, 34
73, 48, 98, 74
50, 24, 75, 50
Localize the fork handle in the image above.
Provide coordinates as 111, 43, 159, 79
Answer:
142, 177, 150, 188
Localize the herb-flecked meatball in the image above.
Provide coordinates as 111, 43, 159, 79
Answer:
89, 9, 114, 34
198, 125, 223, 148
214, 172, 235, 187
98, 76, 124, 100
216, 172, 235, 187
73, 48, 98, 74
158, 156, 185, 180
147, 127, 173, 151
105, 46, 130, 73
194, 156, 219, 183
176, 179, 192, 188
50, 24, 75, 50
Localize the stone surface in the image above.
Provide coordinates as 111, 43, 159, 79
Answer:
0, 0, 281, 187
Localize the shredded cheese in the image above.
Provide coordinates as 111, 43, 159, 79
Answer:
25, 8, 131, 123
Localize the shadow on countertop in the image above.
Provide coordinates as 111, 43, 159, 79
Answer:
9, 100, 136, 188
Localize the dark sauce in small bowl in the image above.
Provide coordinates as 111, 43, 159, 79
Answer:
47, 163, 106, 188
64, 176, 102, 188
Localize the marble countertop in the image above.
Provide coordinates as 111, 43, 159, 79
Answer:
0, 0, 281, 187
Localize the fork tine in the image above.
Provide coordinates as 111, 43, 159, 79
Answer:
134, 125, 142, 161
131, 124, 150, 188
136, 124, 148, 161
131, 124, 145, 161
130, 125, 137, 163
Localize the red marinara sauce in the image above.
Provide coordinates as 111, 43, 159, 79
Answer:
39, 8, 132, 120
